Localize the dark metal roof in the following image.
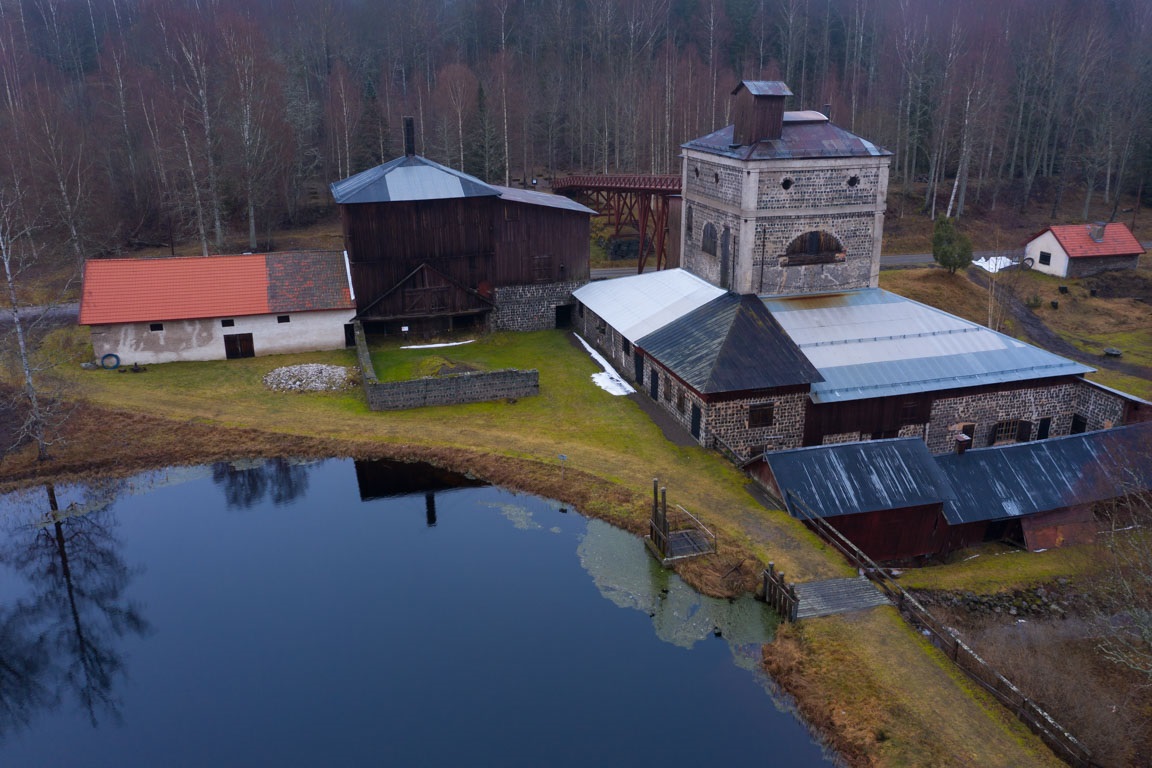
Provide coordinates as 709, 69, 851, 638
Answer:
266, 251, 353, 313
638, 293, 822, 394
935, 423, 1152, 524
761, 438, 953, 519
683, 117, 891, 161
733, 80, 793, 97
330, 155, 499, 204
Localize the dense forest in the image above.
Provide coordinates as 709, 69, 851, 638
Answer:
0, 0, 1150, 262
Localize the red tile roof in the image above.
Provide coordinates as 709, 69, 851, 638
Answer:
79, 252, 353, 325
1046, 222, 1145, 259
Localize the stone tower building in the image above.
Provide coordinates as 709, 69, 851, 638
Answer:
680, 81, 891, 296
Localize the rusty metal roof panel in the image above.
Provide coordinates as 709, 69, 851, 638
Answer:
763, 438, 952, 518
936, 423, 1152, 524
683, 116, 891, 160
761, 289, 1093, 402
330, 155, 499, 204
638, 294, 822, 393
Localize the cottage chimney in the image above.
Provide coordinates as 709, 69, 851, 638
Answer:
1088, 221, 1106, 243
731, 81, 792, 147
955, 433, 971, 455
823, 102, 832, 120
403, 116, 416, 157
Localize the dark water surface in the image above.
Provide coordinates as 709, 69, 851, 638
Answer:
0, 459, 836, 767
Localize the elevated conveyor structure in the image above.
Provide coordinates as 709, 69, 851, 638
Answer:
553, 175, 681, 273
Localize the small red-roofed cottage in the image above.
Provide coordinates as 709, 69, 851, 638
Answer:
1023, 222, 1144, 278
79, 251, 356, 365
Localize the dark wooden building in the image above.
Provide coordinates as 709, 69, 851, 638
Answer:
331, 133, 593, 335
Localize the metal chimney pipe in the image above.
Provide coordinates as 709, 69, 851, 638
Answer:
403, 116, 416, 157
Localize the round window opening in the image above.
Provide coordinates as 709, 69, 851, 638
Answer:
781, 177, 794, 190
848, 175, 860, 187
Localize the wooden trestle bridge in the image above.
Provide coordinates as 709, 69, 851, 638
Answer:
552, 174, 681, 273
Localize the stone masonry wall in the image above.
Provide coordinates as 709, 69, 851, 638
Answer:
926, 382, 1081, 454
750, 210, 876, 295
1065, 255, 1141, 278
353, 321, 539, 411
364, 369, 539, 411
1073, 380, 1129, 429
755, 165, 883, 211
490, 280, 585, 331
682, 201, 742, 289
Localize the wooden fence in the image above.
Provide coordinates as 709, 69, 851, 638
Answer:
762, 562, 799, 622
784, 490, 1102, 768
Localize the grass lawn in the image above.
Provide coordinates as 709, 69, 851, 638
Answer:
26, 327, 1071, 767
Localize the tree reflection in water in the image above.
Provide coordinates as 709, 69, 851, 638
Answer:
0, 481, 149, 737
211, 458, 310, 509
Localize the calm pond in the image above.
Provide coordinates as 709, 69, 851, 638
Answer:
0, 458, 837, 767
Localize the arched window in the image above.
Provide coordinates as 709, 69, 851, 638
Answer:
780, 231, 845, 266
701, 223, 717, 256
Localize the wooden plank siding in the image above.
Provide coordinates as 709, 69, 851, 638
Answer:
341, 197, 589, 321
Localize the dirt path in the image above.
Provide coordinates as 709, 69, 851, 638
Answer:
965, 267, 1152, 382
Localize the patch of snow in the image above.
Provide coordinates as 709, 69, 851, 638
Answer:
574, 333, 636, 396
972, 256, 1016, 273
401, 340, 476, 350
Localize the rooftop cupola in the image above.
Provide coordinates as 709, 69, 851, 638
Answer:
730, 81, 792, 146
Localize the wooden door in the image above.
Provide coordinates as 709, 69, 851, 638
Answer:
224, 333, 255, 359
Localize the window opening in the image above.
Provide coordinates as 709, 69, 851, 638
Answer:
221, 318, 235, 328
149, 323, 163, 332
277, 315, 290, 323
749, 403, 775, 428
1039, 251, 1052, 266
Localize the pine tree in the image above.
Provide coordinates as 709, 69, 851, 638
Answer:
932, 217, 973, 274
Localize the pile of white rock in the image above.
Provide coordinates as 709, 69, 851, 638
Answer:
263, 364, 354, 392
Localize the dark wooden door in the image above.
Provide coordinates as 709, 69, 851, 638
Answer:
649, 373, 659, 400
690, 404, 701, 439
634, 353, 644, 386
224, 333, 255, 359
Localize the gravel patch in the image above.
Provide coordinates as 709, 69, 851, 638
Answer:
263, 364, 354, 392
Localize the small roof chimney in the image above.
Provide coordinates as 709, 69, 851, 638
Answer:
1088, 221, 1106, 243
955, 433, 971, 455
731, 81, 792, 147
403, 116, 416, 157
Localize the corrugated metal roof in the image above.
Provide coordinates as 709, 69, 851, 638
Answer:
936, 423, 1152, 524
638, 294, 822, 393
79, 252, 353, 325
572, 268, 725, 342
491, 185, 597, 215
734, 80, 793, 97
330, 155, 499, 204
683, 116, 891, 161
1045, 222, 1145, 259
761, 289, 1093, 402
762, 438, 953, 518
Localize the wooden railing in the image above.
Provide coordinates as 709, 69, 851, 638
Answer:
783, 491, 1101, 768
762, 562, 798, 622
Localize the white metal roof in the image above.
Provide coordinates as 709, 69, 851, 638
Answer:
761, 289, 1093, 403
573, 269, 725, 343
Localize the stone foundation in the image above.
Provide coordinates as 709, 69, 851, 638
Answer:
490, 280, 585, 331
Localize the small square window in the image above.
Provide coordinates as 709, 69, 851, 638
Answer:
277, 315, 290, 324
221, 319, 235, 328
749, 403, 774, 428
149, 323, 164, 332
1039, 251, 1051, 266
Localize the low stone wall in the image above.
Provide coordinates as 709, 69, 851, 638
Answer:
353, 321, 539, 411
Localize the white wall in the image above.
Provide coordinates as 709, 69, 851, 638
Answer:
88, 309, 354, 365
1023, 231, 1068, 277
